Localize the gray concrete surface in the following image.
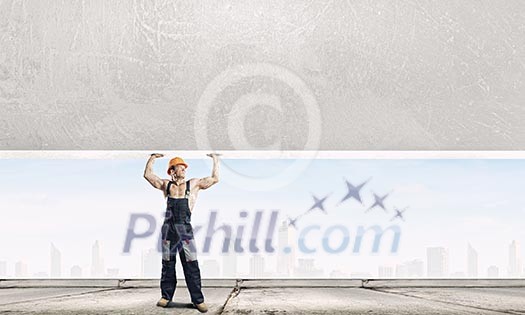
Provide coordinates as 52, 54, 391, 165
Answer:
0, 287, 232, 315
223, 288, 510, 315
375, 287, 525, 314
0, 279, 524, 314
1, 1, 524, 150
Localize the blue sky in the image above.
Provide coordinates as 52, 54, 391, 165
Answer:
0, 157, 524, 277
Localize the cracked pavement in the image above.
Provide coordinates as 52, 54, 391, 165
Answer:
1, 279, 524, 314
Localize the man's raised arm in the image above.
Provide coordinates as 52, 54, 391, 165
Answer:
197, 153, 220, 190
144, 153, 165, 190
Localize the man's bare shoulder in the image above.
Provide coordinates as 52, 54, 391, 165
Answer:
188, 178, 200, 189
159, 179, 170, 188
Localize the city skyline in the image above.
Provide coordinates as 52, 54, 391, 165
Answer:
1, 237, 523, 279
1, 159, 524, 278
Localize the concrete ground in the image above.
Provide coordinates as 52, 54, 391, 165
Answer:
1, 279, 524, 314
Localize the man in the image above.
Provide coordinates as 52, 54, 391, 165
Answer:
143, 152, 220, 312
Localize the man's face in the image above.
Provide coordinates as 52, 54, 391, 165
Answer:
172, 164, 186, 178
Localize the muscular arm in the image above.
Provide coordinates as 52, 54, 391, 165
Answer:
198, 154, 220, 190
143, 153, 166, 190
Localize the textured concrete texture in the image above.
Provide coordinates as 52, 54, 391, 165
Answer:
0, 279, 236, 315
1, 279, 524, 314
1, 1, 524, 150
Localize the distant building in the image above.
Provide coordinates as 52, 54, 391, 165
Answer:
202, 260, 220, 278
15, 261, 28, 277
395, 259, 424, 278
222, 238, 237, 278
487, 265, 499, 278
277, 221, 296, 276
378, 266, 394, 278
329, 269, 349, 278
33, 272, 49, 277
427, 247, 449, 277
0, 261, 6, 277
91, 241, 105, 277
141, 248, 159, 278
107, 268, 119, 277
294, 259, 323, 277
467, 243, 478, 278
508, 240, 522, 277
50, 243, 62, 277
249, 255, 265, 278
70, 265, 82, 277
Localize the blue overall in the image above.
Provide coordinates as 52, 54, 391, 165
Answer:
160, 180, 204, 304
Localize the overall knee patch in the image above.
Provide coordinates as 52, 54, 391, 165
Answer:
182, 238, 198, 262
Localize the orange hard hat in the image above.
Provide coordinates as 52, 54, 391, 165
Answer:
167, 157, 188, 174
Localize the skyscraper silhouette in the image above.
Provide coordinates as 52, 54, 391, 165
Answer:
277, 221, 296, 276
15, 261, 28, 277
50, 243, 62, 277
467, 243, 478, 278
0, 261, 6, 277
427, 247, 449, 277
508, 240, 522, 277
91, 240, 105, 277
249, 255, 265, 278
222, 238, 237, 278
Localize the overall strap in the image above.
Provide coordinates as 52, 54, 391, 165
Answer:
166, 181, 173, 197
185, 180, 191, 198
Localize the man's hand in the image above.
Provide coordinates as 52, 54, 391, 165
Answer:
198, 153, 220, 190
151, 153, 164, 158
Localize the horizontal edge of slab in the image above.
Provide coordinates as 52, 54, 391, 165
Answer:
2, 279, 525, 289
0, 279, 237, 288
362, 279, 525, 288
118, 279, 238, 288
239, 279, 364, 288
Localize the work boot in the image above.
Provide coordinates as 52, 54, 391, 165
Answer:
194, 302, 208, 313
156, 297, 170, 308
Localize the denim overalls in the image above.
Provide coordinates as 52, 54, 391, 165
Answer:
160, 180, 204, 304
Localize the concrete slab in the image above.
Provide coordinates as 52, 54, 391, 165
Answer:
0, 279, 119, 288
376, 287, 525, 314
1, 280, 524, 314
0, 288, 109, 305
221, 287, 509, 315
240, 279, 363, 288
0, 287, 233, 314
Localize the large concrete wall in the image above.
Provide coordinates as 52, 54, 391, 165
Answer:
1, 0, 524, 150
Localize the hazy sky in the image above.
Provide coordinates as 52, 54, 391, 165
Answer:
1, 156, 524, 277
